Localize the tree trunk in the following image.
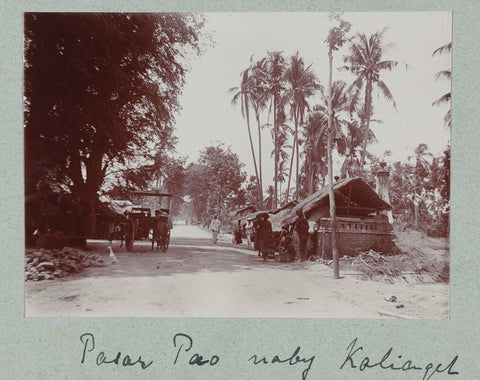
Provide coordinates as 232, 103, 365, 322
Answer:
85, 149, 104, 236
327, 48, 339, 279
256, 111, 263, 208
360, 78, 373, 171
286, 107, 297, 202
309, 160, 315, 195
295, 111, 300, 200
244, 97, 261, 205
273, 96, 278, 210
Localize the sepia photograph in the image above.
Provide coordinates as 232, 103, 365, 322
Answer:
24, 12, 451, 318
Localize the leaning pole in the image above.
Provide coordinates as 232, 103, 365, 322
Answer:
327, 46, 340, 279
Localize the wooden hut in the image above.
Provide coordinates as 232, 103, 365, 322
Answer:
281, 177, 394, 259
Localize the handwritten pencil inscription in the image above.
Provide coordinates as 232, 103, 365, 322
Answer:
79, 332, 460, 379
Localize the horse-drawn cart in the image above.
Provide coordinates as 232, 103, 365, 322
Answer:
124, 191, 173, 252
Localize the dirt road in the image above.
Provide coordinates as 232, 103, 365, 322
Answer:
25, 223, 448, 319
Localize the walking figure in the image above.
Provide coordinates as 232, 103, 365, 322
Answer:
210, 215, 221, 244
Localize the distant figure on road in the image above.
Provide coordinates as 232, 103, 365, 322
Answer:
152, 210, 168, 250
233, 220, 243, 244
294, 208, 309, 261
210, 215, 221, 244
256, 213, 272, 261
245, 219, 254, 248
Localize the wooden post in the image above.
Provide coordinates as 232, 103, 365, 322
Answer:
327, 47, 339, 279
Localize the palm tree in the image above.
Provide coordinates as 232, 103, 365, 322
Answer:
229, 68, 261, 205
432, 42, 451, 128
325, 13, 351, 279
277, 160, 289, 204
340, 103, 380, 178
270, 120, 292, 205
409, 143, 433, 229
314, 80, 352, 156
264, 185, 275, 210
302, 112, 328, 194
249, 58, 270, 207
262, 51, 286, 209
284, 52, 322, 200
343, 27, 404, 170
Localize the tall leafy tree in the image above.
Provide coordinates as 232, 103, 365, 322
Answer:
249, 58, 270, 207
229, 68, 261, 204
185, 144, 245, 223
270, 121, 291, 203
262, 51, 286, 209
284, 52, 321, 200
24, 13, 206, 233
301, 112, 327, 195
343, 27, 404, 170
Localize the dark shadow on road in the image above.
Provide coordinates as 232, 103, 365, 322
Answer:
67, 236, 302, 280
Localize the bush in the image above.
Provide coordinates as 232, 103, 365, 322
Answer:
36, 230, 67, 249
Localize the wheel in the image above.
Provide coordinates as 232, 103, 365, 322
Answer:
161, 232, 170, 252
125, 220, 135, 252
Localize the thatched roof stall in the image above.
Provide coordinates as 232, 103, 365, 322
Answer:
278, 178, 395, 258
234, 205, 257, 219
239, 210, 271, 224
269, 200, 298, 231
282, 177, 392, 226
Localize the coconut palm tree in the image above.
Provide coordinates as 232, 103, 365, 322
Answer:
249, 58, 270, 207
261, 51, 286, 209
340, 103, 380, 178
229, 68, 261, 205
284, 52, 322, 200
270, 120, 292, 205
301, 111, 328, 194
408, 143, 433, 229
432, 42, 451, 128
343, 27, 404, 170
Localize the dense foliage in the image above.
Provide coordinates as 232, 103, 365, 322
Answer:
24, 13, 205, 233
185, 145, 246, 224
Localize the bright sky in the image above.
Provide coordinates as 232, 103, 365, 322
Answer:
174, 12, 451, 187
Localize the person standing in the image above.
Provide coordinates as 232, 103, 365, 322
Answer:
209, 215, 221, 244
245, 219, 254, 248
233, 220, 243, 244
294, 209, 309, 261
256, 213, 272, 261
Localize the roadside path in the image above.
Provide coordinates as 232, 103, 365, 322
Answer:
25, 224, 448, 318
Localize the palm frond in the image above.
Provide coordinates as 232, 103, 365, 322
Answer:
377, 80, 397, 110
434, 70, 451, 81
432, 92, 451, 106
432, 42, 452, 57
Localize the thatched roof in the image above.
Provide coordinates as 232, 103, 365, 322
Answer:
269, 201, 298, 231
281, 177, 392, 226
270, 200, 298, 214
234, 205, 257, 217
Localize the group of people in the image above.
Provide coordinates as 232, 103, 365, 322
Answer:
229, 208, 313, 262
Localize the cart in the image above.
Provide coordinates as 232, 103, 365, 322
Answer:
124, 191, 173, 252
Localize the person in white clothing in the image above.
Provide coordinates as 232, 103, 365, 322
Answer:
245, 219, 254, 248
209, 215, 221, 244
